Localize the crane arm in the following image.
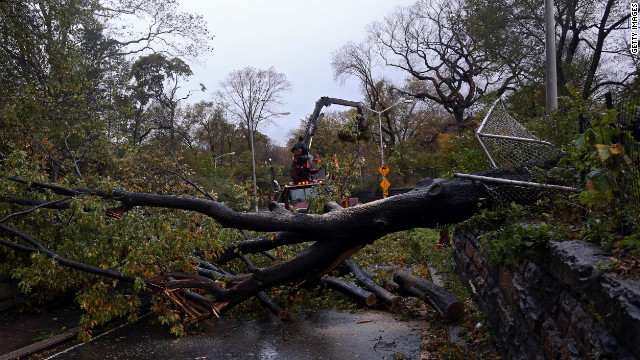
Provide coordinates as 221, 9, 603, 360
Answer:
302, 96, 364, 147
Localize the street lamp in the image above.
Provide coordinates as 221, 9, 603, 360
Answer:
365, 98, 413, 199
249, 111, 290, 212
363, 98, 414, 197
214, 152, 235, 168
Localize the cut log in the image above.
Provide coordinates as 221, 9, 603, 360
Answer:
343, 260, 401, 312
393, 270, 464, 322
320, 277, 377, 307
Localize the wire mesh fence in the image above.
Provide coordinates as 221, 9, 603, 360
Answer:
476, 100, 558, 168
468, 98, 576, 204
454, 173, 577, 205
616, 95, 640, 205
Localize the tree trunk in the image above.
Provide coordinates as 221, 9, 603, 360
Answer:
0, 159, 560, 323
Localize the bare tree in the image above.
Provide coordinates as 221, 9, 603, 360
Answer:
216, 66, 292, 149
368, 0, 518, 127
464, 0, 634, 99
331, 43, 441, 148
96, 0, 213, 59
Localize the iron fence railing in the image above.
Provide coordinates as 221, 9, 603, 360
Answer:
615, 94, 640, 205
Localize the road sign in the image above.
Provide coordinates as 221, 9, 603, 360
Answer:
378, 165, 390, 177
380, 178, 390, 191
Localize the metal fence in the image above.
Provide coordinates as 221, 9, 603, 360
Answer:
615, 94, 640, 205
476, 98, 558, 168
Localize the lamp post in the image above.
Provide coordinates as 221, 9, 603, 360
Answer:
214, 152, 235, 168
249, 112, 290, 212
544, 0, 558, 114
363, 98, 413, 198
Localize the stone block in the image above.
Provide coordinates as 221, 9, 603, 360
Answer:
498, 266, 518, 302
465, 240, 474, 260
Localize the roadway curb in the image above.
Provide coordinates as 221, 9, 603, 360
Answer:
0, 327, 79, 360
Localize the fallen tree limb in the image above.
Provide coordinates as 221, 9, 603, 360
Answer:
319, 277, 377, 307
256, 291, 290, 320
393, 270, 464, 322
0, 159, 564, 326
343, 260, 401, 312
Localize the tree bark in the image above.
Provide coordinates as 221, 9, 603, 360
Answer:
393, 270, 464, 323
343, 260, 401, 312
320, 277, 377, 307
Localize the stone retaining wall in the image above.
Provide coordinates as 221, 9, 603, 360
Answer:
452, 229, 640, 359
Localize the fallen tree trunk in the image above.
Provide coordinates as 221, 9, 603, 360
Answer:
0, 159, 564, 327
393, 270, 465, 322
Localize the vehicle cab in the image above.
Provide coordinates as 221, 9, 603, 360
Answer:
275, 180, 324, 213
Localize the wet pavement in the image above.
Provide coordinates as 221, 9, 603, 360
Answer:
0, 305, 81, 356
47, 309, 425, 360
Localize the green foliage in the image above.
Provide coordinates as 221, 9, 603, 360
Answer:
566, 98, 640, 252
460, 203, 560, 265
388, 140, 443, 172
436, 131, 490, 176
0, 145, 235, 338
306, 153, 362, 214
461, 93, 640, 262
523, 86, 595, 147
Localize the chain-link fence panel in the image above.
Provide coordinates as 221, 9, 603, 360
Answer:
476, 100, 558, 168
454, 173, 577, 205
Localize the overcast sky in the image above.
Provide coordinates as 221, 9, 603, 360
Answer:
177, 0, 417, 146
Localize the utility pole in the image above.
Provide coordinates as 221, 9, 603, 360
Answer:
545, 0, 558, 114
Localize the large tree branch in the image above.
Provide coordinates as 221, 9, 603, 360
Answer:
0, 159, 562, 325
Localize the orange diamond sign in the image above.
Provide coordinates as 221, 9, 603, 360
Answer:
378, 165, 390, 177
380, 178, 391, 191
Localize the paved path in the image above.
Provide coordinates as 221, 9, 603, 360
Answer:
47, 309, 425, 360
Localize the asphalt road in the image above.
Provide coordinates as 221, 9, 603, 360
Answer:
46, 309, 425, 360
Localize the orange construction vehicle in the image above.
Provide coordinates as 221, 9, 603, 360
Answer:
272, 97, 363, 212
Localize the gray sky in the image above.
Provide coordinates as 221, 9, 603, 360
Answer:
177, 0, 416, 146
